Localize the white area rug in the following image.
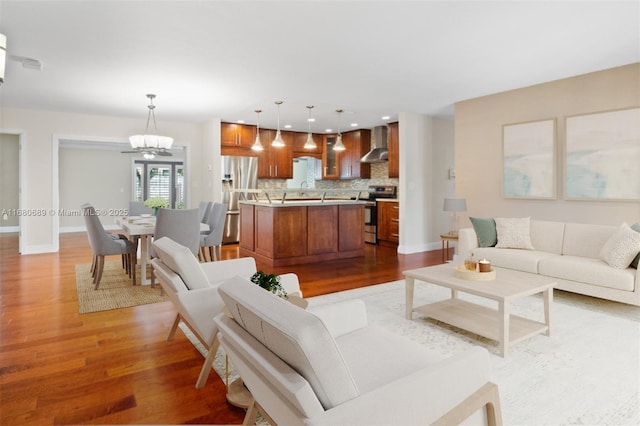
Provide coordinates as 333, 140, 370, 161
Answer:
182, 280, 640, 425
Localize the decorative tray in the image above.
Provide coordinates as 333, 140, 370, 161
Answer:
454, 265, 496, 281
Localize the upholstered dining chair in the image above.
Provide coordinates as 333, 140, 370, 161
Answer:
128, 200, 153, 216
150, 208, 201, 286
198, 201, 213, 224
82, 204, 137, 289
199, 202, 228, 262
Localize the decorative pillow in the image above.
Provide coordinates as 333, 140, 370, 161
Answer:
495, 217, 535, 250
469, 217, 497, 247
599, 223, 640, 269
631, 223, 640, 269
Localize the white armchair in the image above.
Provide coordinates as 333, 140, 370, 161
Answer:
150, 236, 301, 389
214, 276, 503, 426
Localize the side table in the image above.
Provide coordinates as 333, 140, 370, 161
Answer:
439, 233, 458, 262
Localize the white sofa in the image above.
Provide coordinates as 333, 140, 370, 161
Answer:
458, 220, 640, 306
214, 275, 503, 426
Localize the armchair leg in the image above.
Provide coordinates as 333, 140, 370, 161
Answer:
242, 399, 259, 426
167, 314, 182, 341
432, 382, 502, 426
195, 335, 220, 389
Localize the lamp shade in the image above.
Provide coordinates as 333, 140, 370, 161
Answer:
443, 198, 467, 212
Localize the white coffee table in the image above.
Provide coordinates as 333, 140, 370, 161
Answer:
404, 264, 555, 357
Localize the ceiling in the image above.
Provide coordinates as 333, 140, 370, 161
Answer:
1, 1, 638, 133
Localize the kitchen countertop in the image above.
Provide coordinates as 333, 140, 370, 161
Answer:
233, 188, 373, 205
375, 198, 399, 202
239, 199, 368, 208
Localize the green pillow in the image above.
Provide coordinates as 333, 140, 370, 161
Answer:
470, 217, 497, 247
631, 223, 640, 269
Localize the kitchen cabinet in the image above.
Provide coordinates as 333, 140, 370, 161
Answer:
387, 122, 399, 178
339, 129, 371, 179
256, 129, 293, 179
322, 134, 340, 179
221, 122, 256, 148
322, 130, 371, 180
292, 131, 323, 159
377, 200, 399, 244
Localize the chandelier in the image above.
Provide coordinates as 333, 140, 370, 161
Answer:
128, 94, 173, 159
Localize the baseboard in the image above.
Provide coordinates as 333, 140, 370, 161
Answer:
21, 244, 58, 254
0, 226, 19, 233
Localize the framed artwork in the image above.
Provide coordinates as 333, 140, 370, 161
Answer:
502, 118, 556, 199
565, 107, 640, 201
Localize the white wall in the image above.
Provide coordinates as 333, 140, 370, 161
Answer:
0, 107, 211, 253
0, 133, 20, 230
455, 63, 640, 229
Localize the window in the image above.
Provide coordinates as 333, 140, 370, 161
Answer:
133, 160, 185, 209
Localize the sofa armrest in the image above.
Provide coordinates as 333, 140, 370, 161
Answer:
277, 272, 302, 297
458, 227, 479, 259
174, 287, 225, 346
307, 299, 368, 338
306, 346, 496, 426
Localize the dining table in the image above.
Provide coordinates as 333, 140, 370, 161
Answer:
116, 215, 208, 285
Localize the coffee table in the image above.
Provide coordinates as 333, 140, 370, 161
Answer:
404, 264, 555, 357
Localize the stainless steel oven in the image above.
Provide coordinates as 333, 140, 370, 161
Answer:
363, 185, 397, 244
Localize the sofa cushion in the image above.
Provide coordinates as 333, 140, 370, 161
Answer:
152, 237, 210, 290
599, 223, 640, 269
539, 255, 636, 292
472, 247, 556, 274
469, 217, 497, 247
630, 223, 640, 269
562, 223, 617, 259
495, 217, 535, 250
217, 276, 359, 410
530, 220, 565, 255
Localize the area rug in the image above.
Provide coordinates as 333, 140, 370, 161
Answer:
183, 280, 640, 425
75, 261, 167, 314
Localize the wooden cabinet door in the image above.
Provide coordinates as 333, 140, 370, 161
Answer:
256, 129, 274, 178
338, 205, 364, 251
322, 135, 340, 179
239, 204, 255, 251
387, 122, 399, 178
292, 131, 323, 159
221, 123, 256, 148
307, 206, 338, 254
339, 130, 371, 179
272, 131, 293, 178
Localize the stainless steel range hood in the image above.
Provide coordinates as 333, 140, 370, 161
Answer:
360, 126, 389, 163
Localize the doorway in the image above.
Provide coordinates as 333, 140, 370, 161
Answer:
0, 133, 21, 252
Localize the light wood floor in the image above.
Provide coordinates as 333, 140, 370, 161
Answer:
0, 232, 448, 425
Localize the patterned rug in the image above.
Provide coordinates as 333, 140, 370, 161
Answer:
183, 279, 640, 425
75, 261, 167, 314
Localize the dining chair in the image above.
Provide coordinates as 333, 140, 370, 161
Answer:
150, 208, 201, 286
198, 201, 213, 224
129, 200, 153, 216
199, 202, 228, 262
82, 204, 137, 289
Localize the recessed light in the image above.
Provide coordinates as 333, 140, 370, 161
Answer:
237, 119, 245, 124
284, 124, 292, 129
350, 123, 357, 127
382, 115, 390, 120
307, 118, 316, 122
325, 128, 333, 133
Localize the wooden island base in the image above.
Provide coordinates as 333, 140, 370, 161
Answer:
239, 202, 365, 267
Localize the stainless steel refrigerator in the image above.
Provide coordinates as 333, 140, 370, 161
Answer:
221, 155, 258, 243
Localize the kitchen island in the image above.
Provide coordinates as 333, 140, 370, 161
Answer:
238, 189, 369, 267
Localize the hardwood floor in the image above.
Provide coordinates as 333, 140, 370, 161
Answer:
0, 232, 448, 425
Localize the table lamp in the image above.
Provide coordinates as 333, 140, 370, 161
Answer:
443, 198, 467, 235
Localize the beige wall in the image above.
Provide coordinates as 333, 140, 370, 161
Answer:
455, 63, 640, 229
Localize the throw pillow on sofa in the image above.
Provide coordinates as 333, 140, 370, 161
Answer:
495, 217, 535, 250
469, 217, 497, 247
599, 223, 640, 269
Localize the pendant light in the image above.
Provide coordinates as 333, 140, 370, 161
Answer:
333, 109, 346, 151
271, 100, 285, 147
303, 105, 317, 150
251, 109, 264, 151
129, 94, 174, 159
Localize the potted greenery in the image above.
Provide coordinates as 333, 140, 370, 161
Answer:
144, 197, 169, 215
250, 270, 288, 298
